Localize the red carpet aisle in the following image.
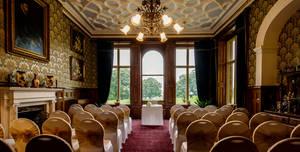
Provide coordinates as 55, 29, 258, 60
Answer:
122, 120, 173, 152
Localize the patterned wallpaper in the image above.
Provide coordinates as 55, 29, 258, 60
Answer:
0, 0, 97, 88
278, 11, 300, 75
248, 0, 278, 86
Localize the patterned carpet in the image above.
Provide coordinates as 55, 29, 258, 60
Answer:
122, 120, 173, 152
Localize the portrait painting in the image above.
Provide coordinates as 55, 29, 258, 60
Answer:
6, 0, 49, 62
70, 56, 85, 81
70, 28, 85, 55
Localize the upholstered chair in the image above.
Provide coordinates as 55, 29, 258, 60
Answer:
174, 112, 197, 152
290, 124, 300, 138
68, 105, 84, 121
118, 105, 132, 134
171, 108, 186, 143
187, 105, 200, 112
210, 136, 258, 152
42, 117, 73, 148
169, 105, 184, 137
181, 119, 217, 152
226, 112, 249, 124
249, 112, 272, 133
253, 121, 294, 152
10, 118, 40, 152
215, 107, 232, 119
25, 134, 73, 152
75, 119, 113, 152
0, 124, 4, 139
217, 120, 251, 141
84, 104, 102, 117
111, 107, 128, 143
267, 137, 300, 152
95, 111, 120, 152
201, 112, 225, 129
72, 111, 94, 128
70, 104, 83, 110
0, 139, 15, 152
232, 107, 250, 116
49, 110, 71, 124
193, 108, 208, 119
101, 105, 114, 111
204, 105, 217, 112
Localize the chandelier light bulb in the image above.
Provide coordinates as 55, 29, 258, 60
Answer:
120, 25, 130, 35
162, 14, 172, 27
136, 32, 144, 42
131, 14, 141, 26
160, 32, 167, 43
173, 23, 184, 34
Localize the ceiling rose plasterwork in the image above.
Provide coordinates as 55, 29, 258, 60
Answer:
59, 0, 253, 38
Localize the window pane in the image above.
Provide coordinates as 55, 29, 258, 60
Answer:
142, 76, 163, 100
226, 63, 235, 105
120, 68, 130, 104
120, 48, 130, 66
108, 68, 118, 104
227, 36, 237, 61
189, 68, 198, 104
189, 48, 195, 66
176, 48, 187, 66
176, 68, 186, 104
113, 49, 118, 66
142, 51, 164, 74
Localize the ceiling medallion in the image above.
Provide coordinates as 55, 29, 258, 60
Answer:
120, 0, 184, 42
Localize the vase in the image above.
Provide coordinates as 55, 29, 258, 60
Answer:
32, 73, 40, 88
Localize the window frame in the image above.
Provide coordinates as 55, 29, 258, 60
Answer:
175, 45, 196, 104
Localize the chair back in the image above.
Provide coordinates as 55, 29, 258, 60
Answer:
84, 104, 102, 117
232, 107, 250, 116
291, 124, 300, 138
210, 136, 258, 152
49, 110, 71, 124
10, 118, 40, 152
0, 139, 15, 152
42, 117, 72, 145
72, 111, 94, 128
193, 108, 208, 119
173, 108, 187, 125
170, 105, 184, 116
267, 137, 300, 152
176, 112, 198, 152
217, 120, 250, 141
111, 107, 125, 125
226, 112, 249, 124
25, 134, 73, 152
253, 121, 293, 152
215, 108, 232, 119
94, 111, 119, 152
0, 124, 5, 138
75, 119, 105, 152
68, 105, 84, 121
204, 105, 217, 112
186, 119, 217, 152
101, 105, 113, 111
221, 105, 234, 111
187, 105, 199, 112
249, 112, 272, 132
202, 112, 225, 128
118, 106, 130, 120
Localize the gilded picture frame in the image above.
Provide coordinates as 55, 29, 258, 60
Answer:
5, 0, 50, 62
70, 56, 85, 81
70, 28, 85, 55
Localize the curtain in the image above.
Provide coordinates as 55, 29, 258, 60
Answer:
96, 41, 114, 106
194, 40, 217, 105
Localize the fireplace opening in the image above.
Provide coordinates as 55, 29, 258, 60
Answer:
18, 105, 48, 128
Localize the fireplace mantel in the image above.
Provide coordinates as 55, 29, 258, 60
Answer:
0, 87, 62, 138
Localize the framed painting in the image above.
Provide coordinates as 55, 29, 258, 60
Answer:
5, 0, 49, 62
70, 56, 85, 81
70, 28, 85, 55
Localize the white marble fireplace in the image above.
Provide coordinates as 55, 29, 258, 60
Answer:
0, 87, 62, 138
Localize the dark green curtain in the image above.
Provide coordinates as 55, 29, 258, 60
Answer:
194, 39, 217, 105
96, 41, 113, 106
235, 10, 248, 107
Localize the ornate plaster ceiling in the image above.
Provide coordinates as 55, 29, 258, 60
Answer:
59, 0, 253, 38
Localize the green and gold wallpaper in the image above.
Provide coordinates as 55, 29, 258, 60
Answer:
248, 0, 278, 86
0, 0, 97, 88
278, 11, 300, 75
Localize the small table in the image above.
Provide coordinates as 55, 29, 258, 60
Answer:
141, 104, 164, 126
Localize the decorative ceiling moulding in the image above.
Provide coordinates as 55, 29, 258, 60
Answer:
59, 0, 253, 38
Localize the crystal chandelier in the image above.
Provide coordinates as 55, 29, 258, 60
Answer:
120, 0, 184, 42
